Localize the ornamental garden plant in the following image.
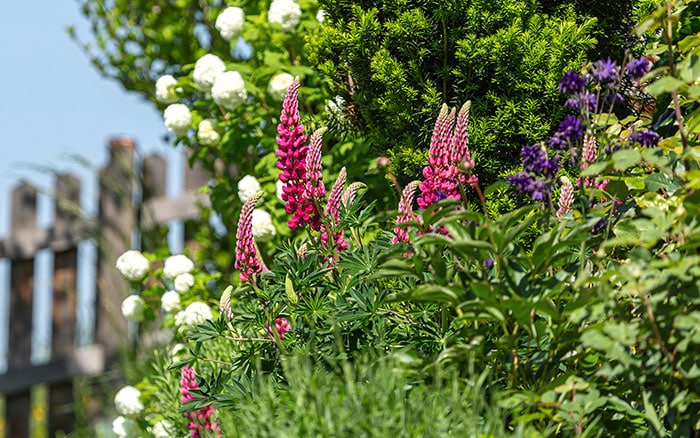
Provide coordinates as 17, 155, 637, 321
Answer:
82, 0, 700, 436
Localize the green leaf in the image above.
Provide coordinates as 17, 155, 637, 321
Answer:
647, 76, 686, 96
410, 284, 460, 304
611, 149, 641, 171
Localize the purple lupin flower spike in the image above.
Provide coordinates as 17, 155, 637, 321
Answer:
234, 191, 266, 283
556, 176, 574, 217
393, 181, 421, 244
276, 77, 314, 230
305, 127, 328, 202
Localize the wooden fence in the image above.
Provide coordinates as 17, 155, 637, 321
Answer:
0, 137, 209, 437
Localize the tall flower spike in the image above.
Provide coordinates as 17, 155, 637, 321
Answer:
325, 167, 347, 222
234, 191, 267, 283
322, 167, 348, 254
181, 365, 221, 437
341, 182, 366, 208
557, 176, 574, 217
276, 77, 314, 230
394, 181, 421, 244
450, 101, 472, 167
305, 127, 328, 201
581, 133, 597, 169
418, 104, 463, 208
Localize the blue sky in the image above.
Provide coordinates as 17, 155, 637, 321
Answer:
0, 2, 183, 369
0, 1, 176, 237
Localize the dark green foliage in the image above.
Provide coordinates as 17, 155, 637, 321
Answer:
307, 1, 598, 186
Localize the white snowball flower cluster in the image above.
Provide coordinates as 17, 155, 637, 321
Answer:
316, 9, 327, 23
114, 385, 144, 416
174, 273, 195, 293
149, 419, 174, 438
155, 74, 179, 103
268, 0, 302, 31
276, 179, 286, 201
175, 301, 213, 331
121, 295, 145, 322
163, 103, 192, 136
115, 250, 149, 282
161, 290, 181, 312
163, 254, 194, 278
238, 175, 261, 202
212, 71, 248, 111
112, 416, 139, 438
193, 54, 226, 92
216, 7, 245, 41
267, 72, 294, 101
197, 119, 220, 146
252, 209, 276, 242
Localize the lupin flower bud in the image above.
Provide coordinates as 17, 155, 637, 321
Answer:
322, 167, 348, 253
305, 127, 328, 201
557, 176, 575, 217
219, 285, 233, 320
234, 191, 267, 283
341, 182, 366, 208
393, 181, 421, 244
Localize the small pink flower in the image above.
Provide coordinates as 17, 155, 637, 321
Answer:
266, 317, 291, 340
180, 365, 221, 437
556, 176, 574, 217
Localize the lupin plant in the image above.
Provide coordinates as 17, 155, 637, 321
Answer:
508, 55, 661, 221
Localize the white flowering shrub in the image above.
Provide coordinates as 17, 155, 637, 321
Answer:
115, 250, 149, 282
112, 416, 140, 437
212, 71, 248, 111
174, 272, 195, 293
121, 295, 146, 322
155, 75, 179, 103
197, 119, 220, 146
216, 7, 245, 41
237, 175, 261, 202
163, 104, 192, 136
267, 72, 294, 101
268, 0, 302, 31
163, 254, 194, 278
252, 208, 276, 242
161, 290, 181, 312
114, 385, 144, 416
192, 53, 226, 92
174, 301, 213, 332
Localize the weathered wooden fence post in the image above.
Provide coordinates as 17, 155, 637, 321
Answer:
5, 183, 38, 438
95, 138, 136, 356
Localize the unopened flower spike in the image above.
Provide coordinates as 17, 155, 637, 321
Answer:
342, 182, 367, 208
557, 176, 574, 217
394, 181, 421, 244
234, 191, 268, 283
219, 285, 233, 321
305, 127, 328, 201
326, 167, 347, 222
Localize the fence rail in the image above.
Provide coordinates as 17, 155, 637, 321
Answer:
0, 137, 209, 437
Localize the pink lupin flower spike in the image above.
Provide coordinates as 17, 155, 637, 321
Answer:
393, 181, 421, 244
180, 365, 221, 437
234, 191, 267, 283
276, 77, 315, 230
556, 176, 574, 217
305, 127, 328, 202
